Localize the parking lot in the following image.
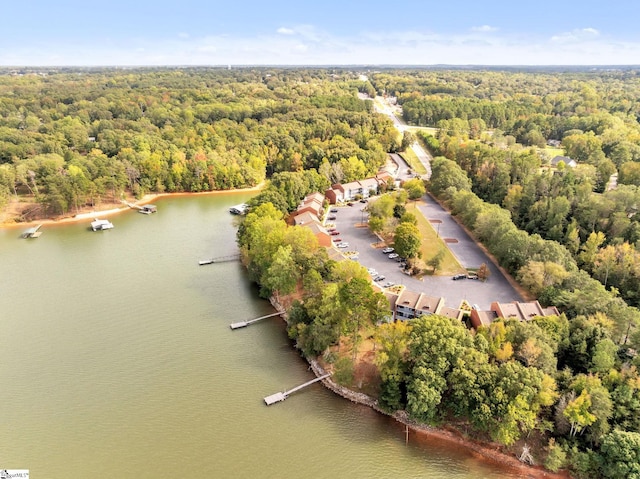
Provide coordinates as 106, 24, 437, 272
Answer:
326, 198, 523, 310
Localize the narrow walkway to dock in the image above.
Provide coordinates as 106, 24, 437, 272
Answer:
199, 253, 241, 265
264, 374, 331, 406
230, 311, 284, 330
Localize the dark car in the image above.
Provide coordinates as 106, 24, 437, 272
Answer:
329, 231, 340, 236
374, 275, 386, 282
327, 215, 336, 220
347, 202, 354, 206
330, 208, 338, 213
452, 274, 466, 280
360, 198, 368, 203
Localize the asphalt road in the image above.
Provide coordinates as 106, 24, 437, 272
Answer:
328, 198, 523, 310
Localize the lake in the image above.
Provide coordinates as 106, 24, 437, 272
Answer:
0, 193, 521, 478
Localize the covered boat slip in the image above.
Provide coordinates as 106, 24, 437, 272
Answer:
21, 224, 43, 238
229, 203, 248, 215
91, 219, 114, 231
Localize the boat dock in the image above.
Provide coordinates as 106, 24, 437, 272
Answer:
125, 202, 157, 214
264, 374, 331, 406
199, 253, 241, 265
230, 311, 284, 330
229, 203, 248, 215
22, 224, 43, 238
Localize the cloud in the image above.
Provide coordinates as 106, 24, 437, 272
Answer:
3, 26, 640, 67
277, 27, 295, 35
551, 27, 600, 43
178, 32, 190, 39
471, 25, 498, 33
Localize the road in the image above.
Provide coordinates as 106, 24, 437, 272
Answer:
361, 92, 433, 179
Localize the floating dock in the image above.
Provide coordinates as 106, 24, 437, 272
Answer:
199, 253, 241, 266
264, 374, 331, 406
22, 224, 43, 238
230, 311, 284, 330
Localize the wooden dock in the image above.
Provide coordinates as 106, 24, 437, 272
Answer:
230, 311, 284, 330
199, 253, 240, 265
264, 374, 331, 406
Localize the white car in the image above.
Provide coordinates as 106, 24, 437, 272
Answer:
388, 253, 399, 259
382, 247, 394, 254
337, 243, 349, 248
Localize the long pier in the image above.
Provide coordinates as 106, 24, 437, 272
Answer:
124, 201, 143, 210
199, 253, 241, 265
264, 374, 331, 406
230, 311, 284, 330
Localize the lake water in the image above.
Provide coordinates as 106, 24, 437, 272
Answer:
0, 193, 521, 478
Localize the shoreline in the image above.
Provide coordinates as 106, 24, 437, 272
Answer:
0, 183, 264, 230
269, 297, 570, 479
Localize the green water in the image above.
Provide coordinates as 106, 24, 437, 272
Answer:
0, 193, 520, 478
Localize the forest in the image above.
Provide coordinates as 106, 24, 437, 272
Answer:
5, 66, 640, 477
0, 68, 396, 219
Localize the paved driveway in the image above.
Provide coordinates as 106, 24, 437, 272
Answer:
328, 197, 523, 310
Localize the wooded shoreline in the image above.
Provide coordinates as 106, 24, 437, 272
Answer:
265, 297, 571, 479
0, 183, 264, 229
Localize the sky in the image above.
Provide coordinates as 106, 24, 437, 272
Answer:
2, 1, 640, 66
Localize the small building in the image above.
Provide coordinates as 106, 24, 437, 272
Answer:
438, 306, 467, 322
551, 155, 577, 168
469, 301, 559, 329
293, 211, 331, 248
469, 310, 498, 329
394, 289, 445, 321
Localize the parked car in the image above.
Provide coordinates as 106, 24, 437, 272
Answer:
327, 228, 336, 232
374, 275, 386, 282
337, 243, 349, 248
347, 202, 354, 206
333, 238, 342, 243
388, 253, 399, 259
360, 198, 368, 203
330, 208, 338, 212
383, 281, 395, 288
327, 215, 336, 220
382, 247, 394, 254
329, 231, 340, 236
452, 274, 466, 280
467, 274, 479, 280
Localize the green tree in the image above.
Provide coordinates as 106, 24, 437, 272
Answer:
600, 430, 640, 479
394, 222, 421, 259
563, 390, 597, 437
427, 249, 445, 274
403, 178, 426, 201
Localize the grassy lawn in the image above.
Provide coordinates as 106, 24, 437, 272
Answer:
405, 201, 464, 276
408, 126, 438, 135
399, 149, 428, 175
544, 146, 564, 158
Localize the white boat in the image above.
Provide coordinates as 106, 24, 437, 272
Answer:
91, 219, 114, 231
